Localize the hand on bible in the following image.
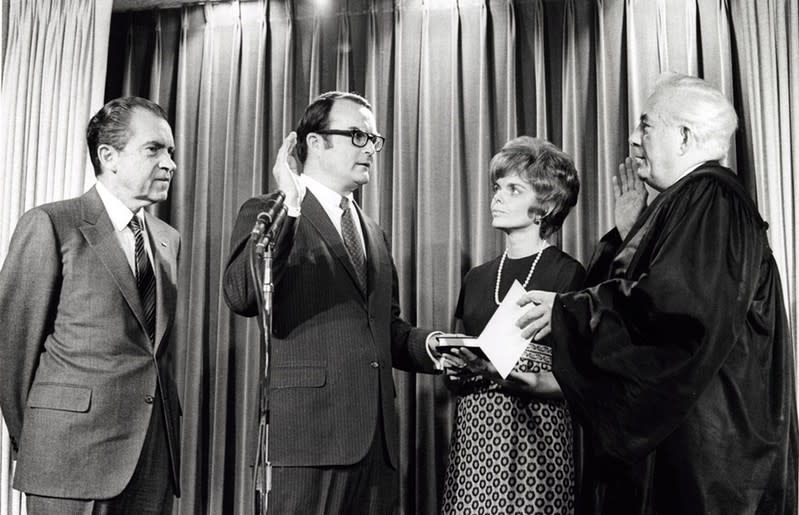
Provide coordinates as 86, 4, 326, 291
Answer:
516, 290, 556, 341
272, 131, 305, 210
613, 157, 648, 239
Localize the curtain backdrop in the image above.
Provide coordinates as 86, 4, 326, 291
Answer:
104, 1, 798, 513
1, 0, 797, 513
0, 1, 112, 514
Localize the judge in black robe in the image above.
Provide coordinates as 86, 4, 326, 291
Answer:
517, 74, 798, 514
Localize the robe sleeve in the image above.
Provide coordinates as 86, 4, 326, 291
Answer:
584, 228, 622, 288
550, 175, 770, 461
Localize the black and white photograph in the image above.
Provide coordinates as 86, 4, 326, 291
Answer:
0, 0, 797, 514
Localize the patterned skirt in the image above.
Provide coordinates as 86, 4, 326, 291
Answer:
441, 343, 575, 515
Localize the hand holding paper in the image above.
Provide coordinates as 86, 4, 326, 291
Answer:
516, 289, 556, 340
475, 280, 534, 379
437, 281, 533, 380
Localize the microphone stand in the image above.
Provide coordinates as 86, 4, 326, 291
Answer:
252, 207, 287, 515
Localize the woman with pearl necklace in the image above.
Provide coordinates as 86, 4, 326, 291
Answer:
440, 136, 585, 515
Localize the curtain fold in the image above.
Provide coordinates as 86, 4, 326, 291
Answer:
2, 0, 797, 513
560, 0, 597, 263
730, 0, 798, 376
0, 1, 112, 514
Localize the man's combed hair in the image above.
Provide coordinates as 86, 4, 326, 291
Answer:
294, 91, 372, 165
86, 97, 169, 176
652, 73, 738, 160
489, 136, 580, 239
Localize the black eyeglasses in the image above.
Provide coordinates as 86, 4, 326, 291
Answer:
315, 129, 386, 152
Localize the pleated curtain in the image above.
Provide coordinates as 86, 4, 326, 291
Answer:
2, 0, 798, 514
0, 1, 112, 514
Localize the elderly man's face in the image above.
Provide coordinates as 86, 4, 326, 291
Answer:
110, 108, 176, 210
628, 93, 684, 191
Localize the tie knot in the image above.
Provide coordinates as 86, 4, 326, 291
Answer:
339, 196, 350, 211
129, 215, 143, 234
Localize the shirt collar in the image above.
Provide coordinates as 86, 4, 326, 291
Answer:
95, 180, 144, 231
302, 174, 356, 214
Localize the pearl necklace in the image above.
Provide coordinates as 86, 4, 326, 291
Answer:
494, 246, 547, 305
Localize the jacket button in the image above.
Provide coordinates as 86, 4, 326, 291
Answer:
370, 361, 380, 369
144, 395, 155, 404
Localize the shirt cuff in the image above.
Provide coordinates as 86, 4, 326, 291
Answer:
286, 203, 301, 217
424, 331, 445, 371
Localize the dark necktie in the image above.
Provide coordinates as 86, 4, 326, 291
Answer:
339, 197, 367, 294
129, 216, 156, 343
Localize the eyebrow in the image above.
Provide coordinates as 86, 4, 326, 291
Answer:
142, 140, 175, 153
342, 126, 381, 135
498, 177, 530, 187
142, 140, 166, 148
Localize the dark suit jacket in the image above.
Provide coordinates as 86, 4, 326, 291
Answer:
0, 187, 182, 499
223, 191, 437, 468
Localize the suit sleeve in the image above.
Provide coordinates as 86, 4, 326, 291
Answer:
551, 178, 767, 461
222, 195, 297, 317
0, 209, 62, 452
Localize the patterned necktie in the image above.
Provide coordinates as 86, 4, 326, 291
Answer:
339, 197, 367, 294
129, 216, 156, 343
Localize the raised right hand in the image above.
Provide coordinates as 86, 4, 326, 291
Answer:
272, 132, 305, 209
612, 157, 648, 239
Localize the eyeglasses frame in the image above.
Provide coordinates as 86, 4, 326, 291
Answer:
314, 129, 386, 152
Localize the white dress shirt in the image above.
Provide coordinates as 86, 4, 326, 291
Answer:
95, 180, 154, 275
301, 175, 367, 256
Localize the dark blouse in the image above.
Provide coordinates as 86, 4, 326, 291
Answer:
456, 246, 585, 337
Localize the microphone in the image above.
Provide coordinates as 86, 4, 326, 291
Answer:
255, 204, 288, 256
250, 191, 286, 242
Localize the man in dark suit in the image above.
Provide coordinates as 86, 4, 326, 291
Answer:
223, 91, 443, 513
0, 97, 182, 514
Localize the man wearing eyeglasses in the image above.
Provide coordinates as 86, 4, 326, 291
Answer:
223, 91, 443, 513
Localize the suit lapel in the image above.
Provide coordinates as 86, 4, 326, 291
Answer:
144, 212, 177, 352
302, 192, 366, 301
78, 188, 150, 348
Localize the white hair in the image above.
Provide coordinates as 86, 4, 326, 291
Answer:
650, 73, 738, 160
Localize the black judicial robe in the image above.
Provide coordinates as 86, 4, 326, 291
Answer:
550, 162, 798, 514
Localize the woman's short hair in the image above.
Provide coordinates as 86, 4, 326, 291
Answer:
489, 136, 580, 238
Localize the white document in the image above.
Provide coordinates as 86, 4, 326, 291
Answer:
475, 280, 531, 379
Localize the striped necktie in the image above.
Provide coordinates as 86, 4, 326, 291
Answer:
129, 216, 156, 344
339, 197, 367, 295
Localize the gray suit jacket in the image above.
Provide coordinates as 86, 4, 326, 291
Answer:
223, 191, 437, 468
0, 186, 181, 499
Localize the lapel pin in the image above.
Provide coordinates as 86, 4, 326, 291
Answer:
160, 241, 167, 247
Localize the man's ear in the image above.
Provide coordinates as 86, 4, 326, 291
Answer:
97, 144, 118, 173
679, 126, 692, 155
306, 133, 324, 154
